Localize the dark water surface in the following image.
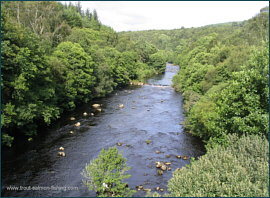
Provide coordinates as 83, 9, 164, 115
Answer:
1, 64, 206, 197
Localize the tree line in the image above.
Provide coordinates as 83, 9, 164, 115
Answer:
1, 1, 166, 147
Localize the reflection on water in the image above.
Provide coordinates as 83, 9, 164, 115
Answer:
1, 64, 206, 197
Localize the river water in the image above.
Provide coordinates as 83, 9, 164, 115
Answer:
1, 64, 206, 197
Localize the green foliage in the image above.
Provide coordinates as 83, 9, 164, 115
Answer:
182, 90, 201, 114
52, 41, 95, 110
165, 134, 269, 197
81, 147, 136, 197
171, 71, 182, 92
63, 7, 83, 28
244, 6, 269, 44
66, 28, 99, 53
149, 51, 166, 73
1, 9, 60, 144
184, 43, 269, 148
146, 191, 161, 197
1, 134, 14, 147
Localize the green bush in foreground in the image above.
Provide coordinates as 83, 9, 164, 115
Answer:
81, 146, 135, 197
147, 134, 269, 197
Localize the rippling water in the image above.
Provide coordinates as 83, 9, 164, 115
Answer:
1, 64, 206, 197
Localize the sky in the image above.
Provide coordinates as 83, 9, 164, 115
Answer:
64, 1, 269, 32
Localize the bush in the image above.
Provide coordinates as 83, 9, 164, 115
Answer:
81, 146, 136, 197
164, 134, 269, 197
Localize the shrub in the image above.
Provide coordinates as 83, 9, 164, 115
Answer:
164, 134, 269, 197
81, 146, 136, 197
182, 90, 201, 113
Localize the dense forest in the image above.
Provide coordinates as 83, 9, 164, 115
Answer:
1, 1, 166, 147
1, 1, 269, 197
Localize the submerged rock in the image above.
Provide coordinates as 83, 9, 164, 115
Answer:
157, 170, 163, 175
143, 188, 151, 192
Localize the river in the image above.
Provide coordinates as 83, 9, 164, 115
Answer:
1, 64, 206, 197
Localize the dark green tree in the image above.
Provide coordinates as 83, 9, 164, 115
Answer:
1, 9, 60, 145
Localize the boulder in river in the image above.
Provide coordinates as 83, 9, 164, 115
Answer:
70, 117, 75, 120
75, 122, 80, 127
97, 108, 102, 112
58, 152, 66, 157
92, 104, 100, 108
156, 161, 167, 170
119, 104, 124, 108
176, 155, 181, 158
59, 147, 64, 151
160, 165, 167, 171
182, 155, 188, 160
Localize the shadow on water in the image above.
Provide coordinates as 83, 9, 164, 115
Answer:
1, 64, 206, 197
